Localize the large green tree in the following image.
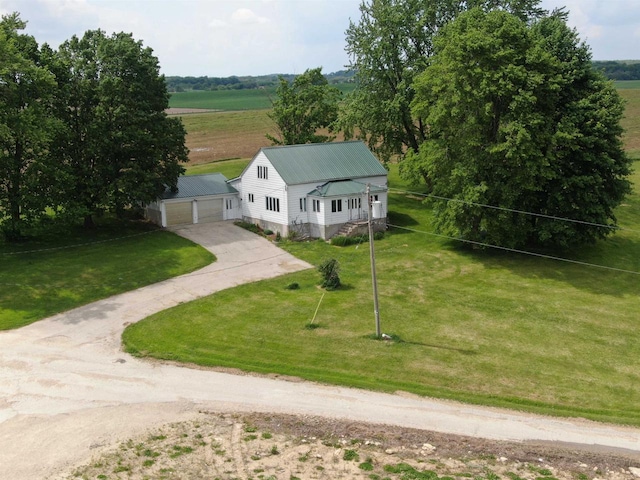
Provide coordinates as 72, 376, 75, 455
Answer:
403, 8, 631, 249
266, 67, 341, 145
49, 30, 188, 227
0, 13, 57, 239
342, 0, 545, 165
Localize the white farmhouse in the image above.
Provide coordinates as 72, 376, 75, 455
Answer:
229, 141, 388, 239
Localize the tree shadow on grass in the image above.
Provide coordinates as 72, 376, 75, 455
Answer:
448, 233, 640, 298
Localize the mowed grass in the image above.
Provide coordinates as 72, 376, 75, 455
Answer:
185, 158, 249, 179
124, 158, 640, 426
0, 220, 215, 330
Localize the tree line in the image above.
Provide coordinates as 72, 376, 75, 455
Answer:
165, 70, 355, 92
268, 0, 631, 251
0, 13, 187, 240
592, 61, 640, 81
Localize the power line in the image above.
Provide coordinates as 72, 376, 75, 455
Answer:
387, 222, 640, 276
387, 187, 640, 235
1, 229, 161, 256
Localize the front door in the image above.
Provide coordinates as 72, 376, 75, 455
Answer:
348, 197, 362, 221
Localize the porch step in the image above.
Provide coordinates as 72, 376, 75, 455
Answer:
334, 220, 368, 238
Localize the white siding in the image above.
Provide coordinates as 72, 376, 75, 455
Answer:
240, 152, 288, 232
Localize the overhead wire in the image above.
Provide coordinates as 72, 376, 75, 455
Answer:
387, 187, 640, 235
386, 222, 640, 276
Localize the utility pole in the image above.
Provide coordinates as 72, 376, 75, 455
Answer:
366, 184, 381, 338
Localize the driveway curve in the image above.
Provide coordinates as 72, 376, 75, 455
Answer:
0, 222, 639, 479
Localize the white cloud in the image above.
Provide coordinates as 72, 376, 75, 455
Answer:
209, 18, 227, 28
231, 8, 269, 25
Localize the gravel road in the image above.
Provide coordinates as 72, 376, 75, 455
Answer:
1, 222, 638, 479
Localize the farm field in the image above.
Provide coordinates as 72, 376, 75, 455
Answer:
126, 80, 640, 425
168, 82, 356, 112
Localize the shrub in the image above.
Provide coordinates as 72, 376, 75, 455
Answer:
318, 258, 340, 290
263, 229, 273, 235
234, 221, 260, 234
285, 282, 300, 290
330, 232, 385, 246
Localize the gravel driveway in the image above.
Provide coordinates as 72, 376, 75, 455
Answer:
0, 221, 638, 479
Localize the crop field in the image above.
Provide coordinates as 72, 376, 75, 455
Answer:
615, 80, 640, 89
169, 83, 356, 112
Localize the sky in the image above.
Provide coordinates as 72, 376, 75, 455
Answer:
0, 0, 638, 77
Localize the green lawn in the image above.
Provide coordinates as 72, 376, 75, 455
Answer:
0, 220, 215, 330
185, 158, 249, 178
123, 161, 640, 426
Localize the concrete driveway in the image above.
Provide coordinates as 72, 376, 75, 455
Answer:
0, 222, 639, 479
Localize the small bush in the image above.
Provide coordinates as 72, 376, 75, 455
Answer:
343, 449, 359, 461
275, 231, 282, 241
318, 258, 341, 290
285, 282, 300, 290
263, 229, 273, 235
330, 232, 385, 246
234, 221, 261, 234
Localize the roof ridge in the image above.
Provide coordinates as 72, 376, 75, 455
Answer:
261, 140, 364, 152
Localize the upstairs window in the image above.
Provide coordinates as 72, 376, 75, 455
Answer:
257, 165, 268, 179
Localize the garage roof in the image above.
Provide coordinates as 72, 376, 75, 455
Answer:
161, 173, 238, 199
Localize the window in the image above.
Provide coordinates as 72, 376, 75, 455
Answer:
265, 196, 280, 212
312, 199, 320, 212
257, 165, 268, 179
300, 198, 307, 212
248, 193, 254, 203
331, 199, 342, 213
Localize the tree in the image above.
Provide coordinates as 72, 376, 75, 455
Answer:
266, 67, 341, 145
0, 13, 57, 239
403, 8, 631, 249
49, 30, 188, 227
318, 258, 341, 290
341, 0, 546, 166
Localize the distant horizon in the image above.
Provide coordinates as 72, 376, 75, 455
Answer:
2, 0, 638, 77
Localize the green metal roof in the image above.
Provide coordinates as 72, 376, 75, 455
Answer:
260, 141, 387, 185
161, 173, 237, 199
308, 180, 387, 197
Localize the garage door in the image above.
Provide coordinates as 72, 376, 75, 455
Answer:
165, 201, 193, 226
198, 198, 223, 223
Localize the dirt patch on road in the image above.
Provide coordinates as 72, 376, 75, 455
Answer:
54, 412, 640, 480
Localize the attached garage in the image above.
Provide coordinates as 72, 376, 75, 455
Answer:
145, 173, 240, 227
165, 200, 193, 226
197, 198, 224, 223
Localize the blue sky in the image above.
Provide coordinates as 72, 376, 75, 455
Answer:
1, 0, 638, 77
